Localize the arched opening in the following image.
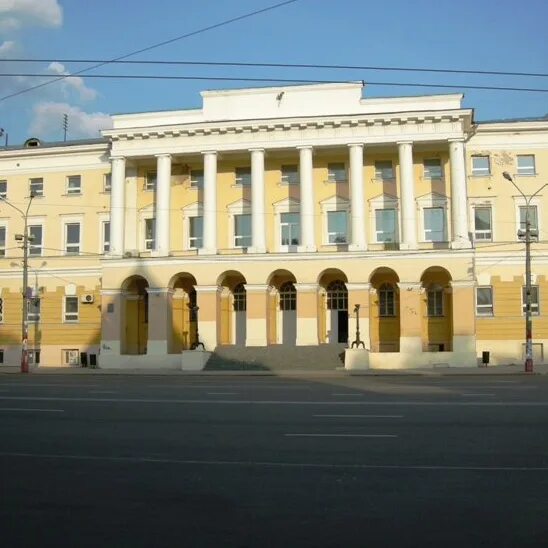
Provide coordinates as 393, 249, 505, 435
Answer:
169, 273, 198, 352
121, 275, 149, 355
370, 267, 400, 352
266, 269, 297, 346
318, 269, 349, 344
421, 267, 453, 352
217, 271, 247, 345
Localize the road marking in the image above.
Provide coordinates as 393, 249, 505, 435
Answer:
332, 393, 363, 397
0, 408, 64, 413
1, 452, 546, 472
0, 383, 101, 388
285, 433, 397, 438
460, 393, 495, 397
1, 396, 548, 406
206, 392, 238, 396
314, 414, 404, 419
88, 390, 118, 394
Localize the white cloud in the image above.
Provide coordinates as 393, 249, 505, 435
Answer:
0, 39, 15, 55
29, 102, 112, 140
0, 0, 63, 31
47, 62, 98, 101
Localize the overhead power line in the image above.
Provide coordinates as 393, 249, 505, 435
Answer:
1, 73, 547, 93
0, 0, 300, 103
3, 58, 547, 79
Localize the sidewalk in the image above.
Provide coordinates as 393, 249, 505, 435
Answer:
0, 364, 546, 376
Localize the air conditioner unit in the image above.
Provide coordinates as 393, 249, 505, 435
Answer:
81, 294, 94, 304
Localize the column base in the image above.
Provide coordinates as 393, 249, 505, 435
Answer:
297, 245, 317, 253
198, 248, 217, 256
150, 250, 170, 258
348, 243, 367, 252
399, 242, 418, 251
247, 246, 267, 254
450, 240, 472, 250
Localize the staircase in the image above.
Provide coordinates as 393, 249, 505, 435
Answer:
205, 344, 347, 371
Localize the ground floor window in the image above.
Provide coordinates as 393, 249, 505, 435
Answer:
379, 283, 396, 316
427, 285, 444, 317
63, 349, 80, 366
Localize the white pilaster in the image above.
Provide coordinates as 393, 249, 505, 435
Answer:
200, 151, 217, 255
298, 146, 316, 252
154, 154, 171, 257
109, 156, 126, 257
250, 148, 266, 253
449, 139, 472, 249
348, 143, 367, 251
398, 142, 417, 250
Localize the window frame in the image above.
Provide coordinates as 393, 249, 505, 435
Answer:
66, 175, 82, 195
280, 212, 300, 247
327, 210, 349, 244
102, 220, 110, 253
517, 154, 536, 176
374, 161, 395, 181
522, 285, 540, 316
471, 155, 491, 177
234, 213, 252, 248
144, 217, 156, 250
476, 286, 494, 316
188, 216, 203, 249
0, 297, 3, 322
235, 167, 252, 187
375, 208, 397, 243
473, 206, 492, 242
327, 163, 347, 184
281, 164, 299, 185
27, 298, 41, 322
190, 169, 204, 189
423, 158, 443, 180
28, 224, 43, 256
145, 171, 157, 191
0, 179, 6, 199
378, 283, 396, 317
427, 285, 444, 317
29, 177, 44, 197
103, 173, 111, 193
64, 296, 79, 323
64, 222, 81, 255
0, 225, 6, 257
423, 207, 446, 243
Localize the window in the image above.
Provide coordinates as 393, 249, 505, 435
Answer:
474, 207, 492, 241
279, 282, 296, 311
281, 165, 299, 185
0, 180, 6, 198
517, 155, 536, 176
327, 163, 346, 183
234, 214, 252, 247
233, 283, 246, 311
27, 299, 40, 322
64, 296, 79, 322
280, 212, 300, 246
0, 226, 5, 257
0, 298, 3, 322
145, 171, 157, 191
28, 225, 43, 256
102, 221, 110, 253
476, 287, 494, 316
327, 280, 348, 310
471, 156, 491, 176
375, 161, 394, 181
427, 285, 444, 317
189, 216, 203, 249
424, 207, 445, 242
145, 218, 156, 250
190, 169, 204, 188
235, 167, 251, 186
327, 211, 348, 243
379, 283, 396, 317
63, 349, 80, 366
67, 175, 81, 195
375, 209, 397, 243
28, 350, 40, 365
29, 177, 43, 197
522, 286, 540, 316
423, 159, 442, 180
519, 206, 538, 232
103, 174, 111, 192
65, 223, 80, 254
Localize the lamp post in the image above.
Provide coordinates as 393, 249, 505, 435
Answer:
0, 193, 34, 373
502, 172, 547, 373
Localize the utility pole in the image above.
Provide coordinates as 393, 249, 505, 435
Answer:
0, 193, 35, 373
503, 172, 547, 373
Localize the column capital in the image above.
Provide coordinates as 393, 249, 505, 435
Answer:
201, 150, 218, 156
155, 153, 171, 159
249, 147, 265, 153
397, 140, 413, 146
296, 145, 314, 151
448, 138, 465, 144
347, 142, 364, 149
110, 155, 126, 162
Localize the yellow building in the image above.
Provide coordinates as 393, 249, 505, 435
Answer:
0, 83, 546, 369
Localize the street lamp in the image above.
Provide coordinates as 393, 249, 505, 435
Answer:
502, 171, 548, 373
0, 193, 35, 373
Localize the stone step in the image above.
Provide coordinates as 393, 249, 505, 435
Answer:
205, 344, 347, 371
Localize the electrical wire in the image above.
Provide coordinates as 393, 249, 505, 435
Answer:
1, 73, 547, 93
2, 58, 547, 78
0, 0, 300, 103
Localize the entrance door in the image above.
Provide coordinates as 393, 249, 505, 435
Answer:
337, 310, 349, 343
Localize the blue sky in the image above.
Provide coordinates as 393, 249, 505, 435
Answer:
0, 0, 547, 145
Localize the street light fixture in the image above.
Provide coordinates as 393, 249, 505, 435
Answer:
0, 193, 35, 373
502, 171, 547, 373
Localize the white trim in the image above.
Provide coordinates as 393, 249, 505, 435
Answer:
60, 215, 84, 255
468, 197, 496, 243
273, 198, 300, 252
416, 192, 449, 243
368, 193, 400, 244
320, 195, 350, 246
63, 295, 79, 323
227, 199, 251, 249
182, 202, 204, 251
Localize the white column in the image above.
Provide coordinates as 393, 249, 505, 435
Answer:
155, 154, 171, 256
250, 148, 266, 253
298, 146, 316, 252
200, 151, 217, 255
398, 141, 417, 249
449, 139, 472, 249
109, 156, 126, 256
348, 143, 367, 251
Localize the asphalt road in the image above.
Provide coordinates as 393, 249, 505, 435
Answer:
1, 374, 547, 548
